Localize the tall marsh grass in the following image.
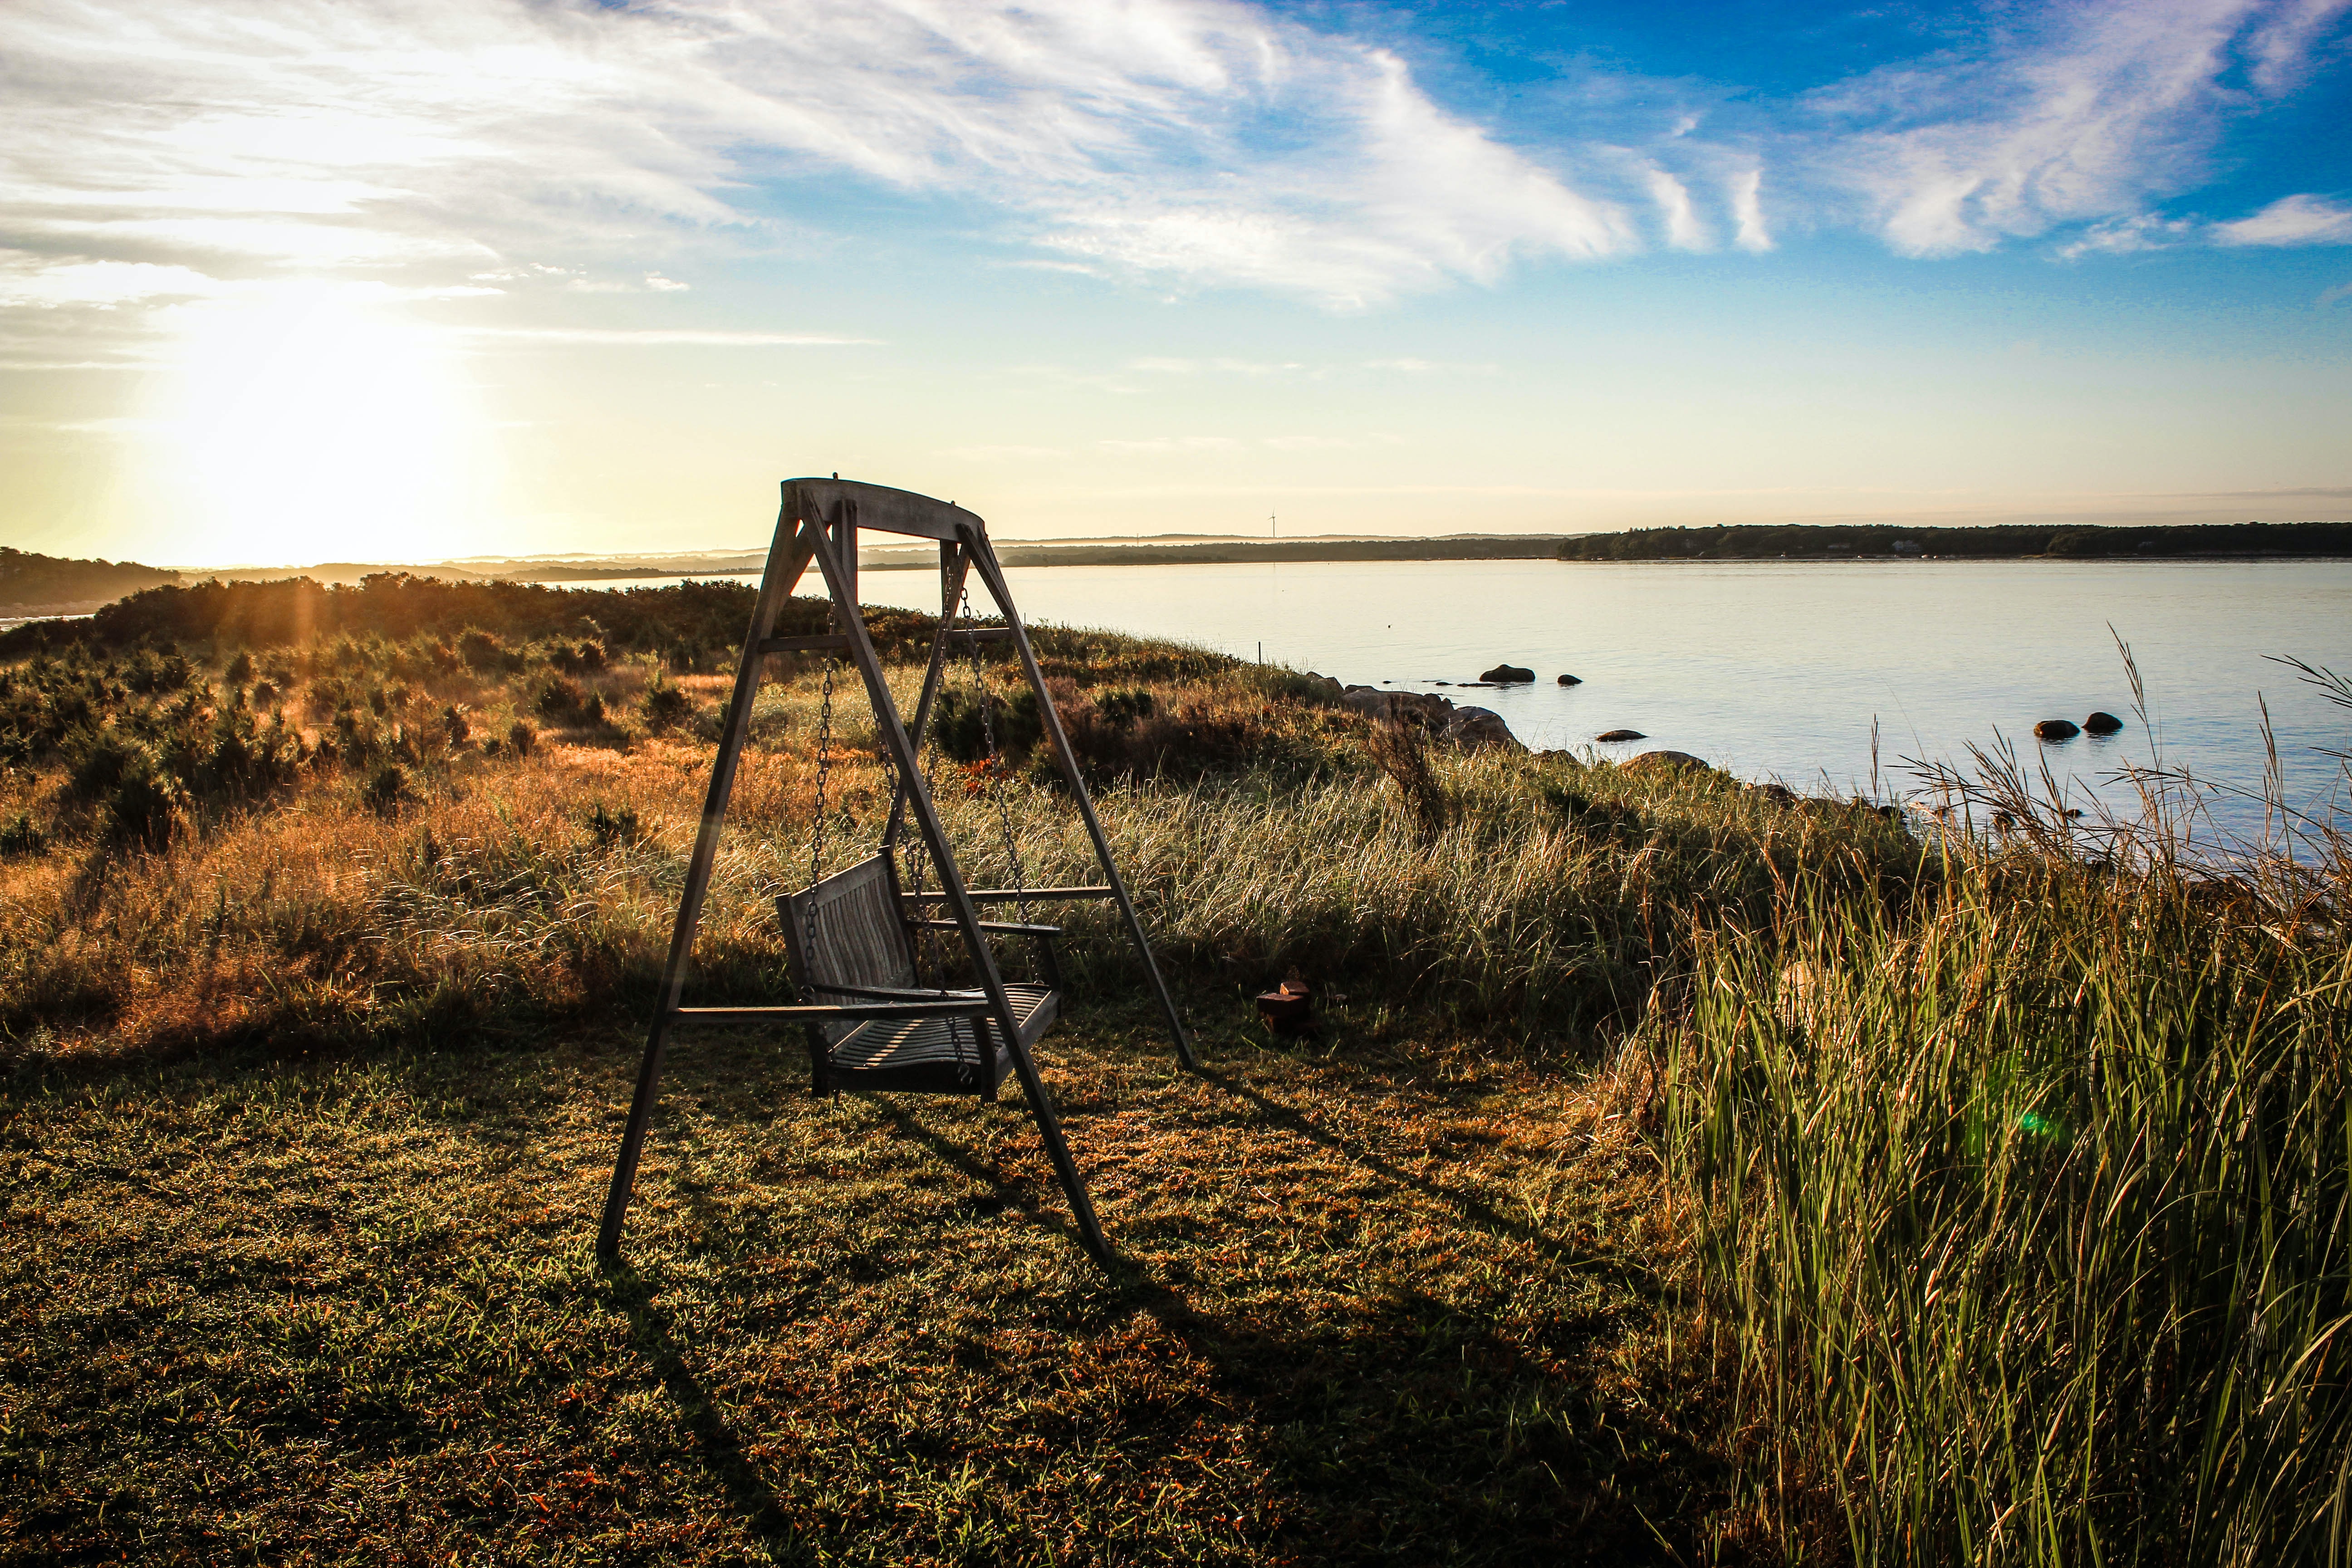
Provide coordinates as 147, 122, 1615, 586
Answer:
1663, 771, 2352, 1562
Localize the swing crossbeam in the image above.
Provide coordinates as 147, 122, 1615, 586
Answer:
598, 477, 1196, 1266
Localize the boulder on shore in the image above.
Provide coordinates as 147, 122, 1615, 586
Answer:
1557, 672, 1582, 686
1445, 706, 1526, 753
1623, 750, 1708, 774
2034, 718, 2081, 740
1480, 663, 1536, 683
1341, 685, 1524, 752
2083, 710, 2124, 735
1391, 691, 1454, 727
1595, 728, 1646, 743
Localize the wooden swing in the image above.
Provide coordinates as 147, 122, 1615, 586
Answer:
598, 479, 1194, 1263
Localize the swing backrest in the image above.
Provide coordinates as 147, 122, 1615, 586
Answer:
777, 855, 915, 1041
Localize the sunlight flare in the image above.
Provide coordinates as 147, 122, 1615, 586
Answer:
143, 286, 493, 567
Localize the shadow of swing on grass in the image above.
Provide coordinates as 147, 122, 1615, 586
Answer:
584, 1049, 1717, 1563
596, 1260, 809, 1557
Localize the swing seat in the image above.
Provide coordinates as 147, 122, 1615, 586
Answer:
778, 854, 1062, 1096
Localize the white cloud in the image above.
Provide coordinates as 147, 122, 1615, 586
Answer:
1728, 168, 1774, 253
0, 255, 227, 308
2244, 0, 2352, 90
940, 444, 1067, 461
1647, 170, 1711, 250
1260, 433, 1399, 450
2210, 193, 2352, 245
2056, 213, 2199, 256
461, 328, 877, 346
0, 0, 2342, 329
0, 0, 1637, 313
1099, 435, 1245, 453
1127, 356, 1306, 375
1806, 0, 2347, 256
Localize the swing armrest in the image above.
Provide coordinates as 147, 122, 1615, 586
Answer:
807, 981, 991, 1006
911, 919, 1063, 937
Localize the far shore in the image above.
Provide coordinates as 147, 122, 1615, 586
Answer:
6, 520, 2349, 627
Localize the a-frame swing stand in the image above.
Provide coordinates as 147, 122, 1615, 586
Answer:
598, 478, 1195, 1263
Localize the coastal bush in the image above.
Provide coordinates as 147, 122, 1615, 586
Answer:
641, 679, 693, 731
1, 809, 49, 857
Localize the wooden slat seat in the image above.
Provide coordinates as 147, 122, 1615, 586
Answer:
778, 853, 1061, 1097
823, 984, 1057, 1093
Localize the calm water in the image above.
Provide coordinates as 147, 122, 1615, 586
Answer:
598, 558, 2352, 839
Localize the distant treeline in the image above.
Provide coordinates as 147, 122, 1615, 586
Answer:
0, 548, 182, 609
0, 573, 942, 667
1559, 520, 2352, 561
869, 536, 1571, 570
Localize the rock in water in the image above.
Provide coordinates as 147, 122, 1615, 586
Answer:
1479, 663, 1536, 683
1624, 750, 1709, 774
2034, 719, 2081, 740
1556, 672, 1582, 686
1595, 728, 1646, 743
2083, 710, 2124, 734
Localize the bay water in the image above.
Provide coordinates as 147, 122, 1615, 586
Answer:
602, 557, 2352, 844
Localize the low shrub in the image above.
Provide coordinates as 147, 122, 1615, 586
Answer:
458, 629, 508, 671
0, 811, 47, 857
642, 681, 694, 732
363, 764, 410, 816
534, 676, 585, 721
104, 758, 186, 849
585, 801, 642, 846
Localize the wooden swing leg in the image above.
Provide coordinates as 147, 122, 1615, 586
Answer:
965, 536, 1198, 1072
1001, 1037, 1108, 1259
804, 513, 1114, 1263
598, 505, 819, 1262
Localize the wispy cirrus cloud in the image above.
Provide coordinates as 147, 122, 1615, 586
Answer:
0, 0, 1638, 314
0, 0, 2345, 334
1797, 0, 2352, 255
2211, 193, 2352, 245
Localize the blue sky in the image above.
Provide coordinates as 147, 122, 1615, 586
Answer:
1, 0, 2348, 566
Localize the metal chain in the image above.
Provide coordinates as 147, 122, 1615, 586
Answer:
963, 583, 1032, 927
805, 655, 837, 965
903, 609, 953, 991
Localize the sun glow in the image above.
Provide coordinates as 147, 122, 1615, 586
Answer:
143, 287, 495, 568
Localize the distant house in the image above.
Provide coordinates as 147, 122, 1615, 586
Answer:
1891, 539, 1924, 556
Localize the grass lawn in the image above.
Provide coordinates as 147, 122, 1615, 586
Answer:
3, 996, 1719, 1565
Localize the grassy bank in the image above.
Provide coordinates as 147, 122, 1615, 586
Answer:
4, 590, 2347, 1562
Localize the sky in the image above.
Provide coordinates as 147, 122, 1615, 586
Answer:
2, 0, 2350, 568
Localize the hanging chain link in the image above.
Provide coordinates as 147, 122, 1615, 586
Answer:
962, 583, 1033, 928
902, 603, 953, 992
805, 654, 838, 966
